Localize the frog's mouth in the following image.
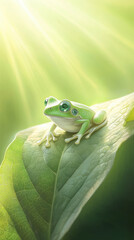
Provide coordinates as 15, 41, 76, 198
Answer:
47, 115, 74, 120
44, 111, 73, 118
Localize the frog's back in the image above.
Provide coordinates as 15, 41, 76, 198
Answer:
72, 101, 95, 119
72, 101, 90, 110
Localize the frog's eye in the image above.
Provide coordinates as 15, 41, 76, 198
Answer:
59, 100, 71, 112
44, 98, 48, 106
71, 108, 78, 115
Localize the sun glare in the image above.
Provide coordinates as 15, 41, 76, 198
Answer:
0, 0, 134, 107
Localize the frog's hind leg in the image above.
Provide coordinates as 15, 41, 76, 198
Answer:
85, 117, 107, 139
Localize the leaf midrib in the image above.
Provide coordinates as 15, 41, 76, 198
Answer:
48, 143, 67, 240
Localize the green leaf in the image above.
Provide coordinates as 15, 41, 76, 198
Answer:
124, 103, 134, 123
0, 93, 134, 240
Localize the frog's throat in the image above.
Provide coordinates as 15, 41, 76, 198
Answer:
47, 115, 81, 133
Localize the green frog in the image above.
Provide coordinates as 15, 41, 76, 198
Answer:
38, 96, 107, 147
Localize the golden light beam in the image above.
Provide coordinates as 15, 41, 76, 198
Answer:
0, 12, 32, 122
41, 0, 132, 81
17, 0, 99, 92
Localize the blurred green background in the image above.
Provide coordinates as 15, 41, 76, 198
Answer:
0, 0, 134, 239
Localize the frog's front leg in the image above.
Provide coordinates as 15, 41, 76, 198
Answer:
38, 123, 58, 147
85, 110, 107, 139
65, 120, 90, 145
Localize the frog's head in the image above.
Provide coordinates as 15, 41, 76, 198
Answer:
44, 96, 79, 118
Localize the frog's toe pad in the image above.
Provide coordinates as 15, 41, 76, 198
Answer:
45, 142, 51, 148
52, 136, 57, 142
37, 140, 42, 145
65, 138, 71, 143
75, 139, 80, 144
54, 132, 61, 137
85, 133, 91, 139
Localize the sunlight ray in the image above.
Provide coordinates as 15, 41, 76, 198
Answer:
36, 0, 130, 95
0, 0, 133, 104
17, 0, 100, 92
0, 13, 32, 121
41, 0, 131, 81
9, 26, 51, 93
